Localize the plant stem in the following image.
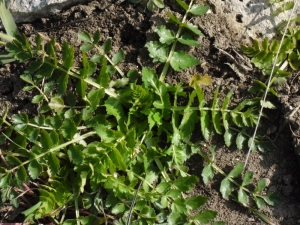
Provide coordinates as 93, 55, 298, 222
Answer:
159, 0, 194, 82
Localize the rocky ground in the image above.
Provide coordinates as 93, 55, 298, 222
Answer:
0, 0, 300, 224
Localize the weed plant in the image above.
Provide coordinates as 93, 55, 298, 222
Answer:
0, 0, 280, 224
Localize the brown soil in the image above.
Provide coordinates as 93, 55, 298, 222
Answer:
1, 0, 300, 224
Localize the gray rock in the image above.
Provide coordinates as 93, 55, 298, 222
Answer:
5, 0, 90, 23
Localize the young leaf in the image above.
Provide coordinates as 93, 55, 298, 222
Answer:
183, 23, 204, 36
242, 171, 253, 187
87, 89, 105, 110
61, 119, 77, 139
145, 41, 168, 63
111, 203, 125, 214
170, 51, 200, 71
47, 153, 60, 176
0, 172, 12, 188
172, 176, 198, 192
224, 129, 235, 147
155, 25, 175, 45
256, 178, 267, 192
189, 5, 209, 15
49, 97, 65, 113
15, 165, 28, 185
62, 42, 75, 71
105, 97, 124, 121
228, 162, 243, 178
238, 188, 248, 206
236, 132, 246, 150
221, 91, 233, 130
193, 210, 217, 224
102, 39, 112, 54
178, 33, 201, 46
212, 87, 222, 134
40, 130, 53, 149
67, 145, 83, 165
200, 110, 210, 140
201, 164, 214, 184
176, 0, 188, 10
220, 178, 232, 199
78, 31, 92, 43
28, 160, 42, 180
112, 50, 125, 65
185, 195, 208, 210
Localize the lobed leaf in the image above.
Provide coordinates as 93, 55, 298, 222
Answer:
155, 25, 175, 45
145, 41, 168, 63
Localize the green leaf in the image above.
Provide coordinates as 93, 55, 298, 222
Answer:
236, 132, 246, 150
102, 39, 112, 54
200, 110, 210, 140
179, 110, 198, 142
76, 79, 87, 98
168, 212, 187, 224
193, 210, 217, 224
80, 44, 94, 52
15, 165, 28, 185
88, 89, 105, 110
171, 198, 187, 213
20, 74, 34, 84
40, 130, 53, 149
228, 162, 243, 178
28, 160, 42, 180
178, 33, 201, 46
189, 5, 209, 15
255, 197, 266, 209
61, 119, 77, 139
261, 192, 280, 206
145, 41, 168, 63
12, 113, 28, 124
153, 0, 164, 8
242, 171, 253, 187
47, 153, 60, 176
256, 178, 266, 192
185, 196, 208, 210
105, 97, 124, 121
78, 31, 92, 43
49, 97, 65, 113
183, 23, 204, 36
161, 195, 168, 208
170, 51, 200, 71
173, 176, 198, 192
166, 189, 182, 199
112, 50, 125, 65
212, 87, 222, 134
111, 203, 125, 214
224, 129, 235, 147
238, 188, 248, 206
62, 42, 75, 70
220, 178, 232, 199
93, 30, 101, 44
67, 145, 83, 165
221, 91, 233, 129
155, 25, 175, 45
0, 172, 12, 188
176, 0, 188, 10
156, 182, 171, 193
201, 164, 214, 184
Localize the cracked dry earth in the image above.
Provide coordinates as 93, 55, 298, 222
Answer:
0, 0, 300, 224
